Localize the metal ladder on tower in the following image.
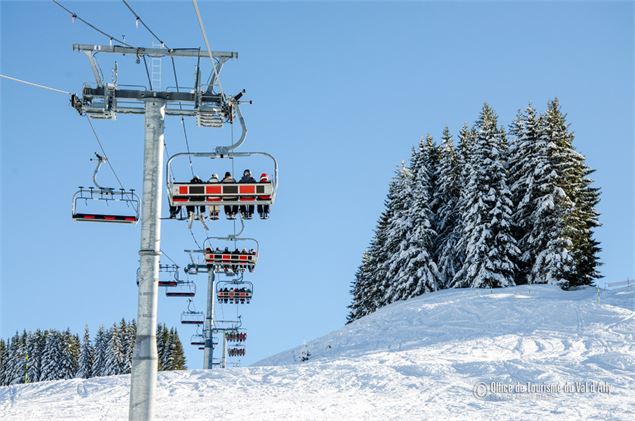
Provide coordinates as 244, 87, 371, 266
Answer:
151, 41, 162, 90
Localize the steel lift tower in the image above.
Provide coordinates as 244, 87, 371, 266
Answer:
72, 43, 238, 421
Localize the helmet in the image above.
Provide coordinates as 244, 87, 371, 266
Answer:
260, 173, 269, 181
224, 171, 231, 178
211, 173, 219, 180
243, 169, 251, 176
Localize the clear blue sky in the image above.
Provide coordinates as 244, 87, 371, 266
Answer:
1, 1, 633, 369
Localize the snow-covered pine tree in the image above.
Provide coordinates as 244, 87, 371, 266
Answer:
382, 162, 415, 304
159, 324, 173, 371
573, 168, 602, 286
541, 98, 601, 288
92, 326, 108, 377
434, 127, 461, 287
169, 328, 187, 370
347, 251, 371, 322
40, 330, 64, 381
0, 339, 7, 386
386, 137, 439, 301
58, 329, 79, 380
454, 103, 518, 288
447, 124, 476, 288
347, 170, 404, 321
77, 325, 93, 379
5, 332, 28, 384
118, 319, 132, 374
126, 319, 136, 372
29, 329, 48, 383
157, 324, 170, 371
104, 324, 124, 376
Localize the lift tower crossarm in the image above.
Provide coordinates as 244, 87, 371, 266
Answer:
73, 44, 239, 60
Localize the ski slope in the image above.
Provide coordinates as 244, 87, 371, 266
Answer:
1, 285, 634, 420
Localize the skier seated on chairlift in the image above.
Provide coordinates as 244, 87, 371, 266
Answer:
207, 173, 221, 220
221, 247, 231, 272
257, 173, 271, 219
239, 169, 257, 219
221, 172, 239, 219
187, 176, 208, 230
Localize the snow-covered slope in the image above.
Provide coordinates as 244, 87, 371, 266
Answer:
1, 285, 634, 420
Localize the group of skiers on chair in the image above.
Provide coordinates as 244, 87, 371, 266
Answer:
205, 247, 256, 274
217, 287, 252, 304
226, 331, 247, 342
169, 169, 271, 229
228, 347, 246, 357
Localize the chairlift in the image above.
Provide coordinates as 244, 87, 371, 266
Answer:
181, 300, 205, 325
190, 333, 206, 347
216, 278, 253, 304
165, 150, 278, 220
227, 347, 246, 357
165, 280, 196, 298
225, 330, 247, 343
72, 153, 139, 223
203, 236, 259, 274
159, 264, 182, 287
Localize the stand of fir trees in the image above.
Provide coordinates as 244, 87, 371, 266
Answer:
348, 99, 601, 323
0, 320, 186, 385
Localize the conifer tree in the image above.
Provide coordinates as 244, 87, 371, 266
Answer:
92, 326, 108, 377
347, 251, 371, 323
454, 104, 518, 288
448, 124, 476, 287
540, 98, 601, 287
387, 137, 439, 301
169, 328, 187, 370
434, 127, 461, 287
0, 339, 7, 386
40, 331, 64, 381
382, 162, 416, 303
118, 319, 132, 374
77, 326, 93, 379
104, 324, 124, 376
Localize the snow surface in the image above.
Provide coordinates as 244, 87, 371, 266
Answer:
1, 285, 634, 420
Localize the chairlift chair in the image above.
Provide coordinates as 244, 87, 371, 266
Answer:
181, 301, 205, 325
203, 236, 259, 274
72, 153, 139, 223
166, 150, 278, 220
159, 264, 182, 287
190, 333, 206, 347
165, 280, 196, 298
216, 278, 253, 304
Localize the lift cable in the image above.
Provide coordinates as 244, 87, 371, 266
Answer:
188, 226, 204, 250
192, 0, 225, 97
120, 0, 195, 178
0, 73, 72, 95
160, 249, 180, 267
51, 0, 154, 90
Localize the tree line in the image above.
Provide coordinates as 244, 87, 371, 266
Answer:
348, 99, 601, 322
0, 320, 186, 385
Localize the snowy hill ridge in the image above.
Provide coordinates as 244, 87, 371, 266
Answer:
2, 285, 634, 420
